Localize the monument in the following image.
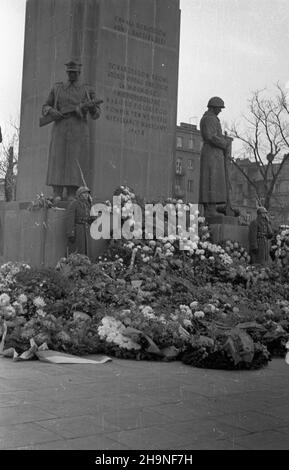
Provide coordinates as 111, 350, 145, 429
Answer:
0, 0, 181, 266
16, 0, 180, 202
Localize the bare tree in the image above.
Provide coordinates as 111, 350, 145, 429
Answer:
228, 87, 289, 210
0, 119, 19, 201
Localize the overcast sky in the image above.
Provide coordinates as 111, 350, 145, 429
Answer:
0, 0, 288, 137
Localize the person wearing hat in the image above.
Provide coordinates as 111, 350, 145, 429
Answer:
199, 96, 231, 217
42, 60, 102, 202
66, 186, 93, 256
249, 206, 273, 265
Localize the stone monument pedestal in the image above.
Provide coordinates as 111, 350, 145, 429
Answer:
206, 215, 249, 250
0, 202, 108, 267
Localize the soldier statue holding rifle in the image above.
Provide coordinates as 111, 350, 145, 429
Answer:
41, 60, 103, 201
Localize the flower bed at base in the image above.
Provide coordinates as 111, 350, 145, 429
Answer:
1, 189, 289, 370
1, 248, 288, 369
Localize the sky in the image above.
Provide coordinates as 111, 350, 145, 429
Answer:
0, 0, 288, 139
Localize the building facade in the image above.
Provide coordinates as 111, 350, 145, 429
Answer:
173, 122, 202, 203
229, 158, 289, 226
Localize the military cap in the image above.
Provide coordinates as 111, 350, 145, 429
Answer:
65, 60, 82, 72
76, 186, 90, 198
207, 96, 225, 108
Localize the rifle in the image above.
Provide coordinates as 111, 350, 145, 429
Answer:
39, 105, 77, 127
222, 136, 238, 217
39, 100, 103, 127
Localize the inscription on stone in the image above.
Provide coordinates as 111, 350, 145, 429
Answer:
105, 62, 169, 136
113, 15, 167, 45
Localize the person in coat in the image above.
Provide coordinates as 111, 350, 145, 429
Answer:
249, 207, 273, 265
66, 186, 92, 256
42, 60, 101, 201
199, 96, 231, 217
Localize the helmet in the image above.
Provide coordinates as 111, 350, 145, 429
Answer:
257, 206, 268, 215
76, 186, 90, 198
207, 97, 225, 108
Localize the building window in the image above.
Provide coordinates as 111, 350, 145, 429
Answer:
187, 179, 194, 193
188, 138, 195, 150
275, 183, 281, 193
176, 136, 183, 148
188, 159, 194, 170
176, 158, 182, 174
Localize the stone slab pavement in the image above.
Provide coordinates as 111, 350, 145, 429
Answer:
0, 356, 289, 450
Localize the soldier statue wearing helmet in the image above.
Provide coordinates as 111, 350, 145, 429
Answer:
248, 206, 273, 265
199, 96, 232, 217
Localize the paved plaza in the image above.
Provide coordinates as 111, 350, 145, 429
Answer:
0, 356, 289, 450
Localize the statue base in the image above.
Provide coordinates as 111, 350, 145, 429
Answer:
0, 201, 109, 267
206, 215, 249, 250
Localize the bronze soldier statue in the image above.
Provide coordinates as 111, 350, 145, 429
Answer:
41, 61, 102, 201
199, 96, 232, 217
249, 207, 273, 265
66, 186, 93, 256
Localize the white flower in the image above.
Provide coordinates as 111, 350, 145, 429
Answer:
37, 309, 46, 318
190, 301, 198, 310
33, 296, 46, 308
183, 318, 192, 327
194, 311, 205, 319
170, 313, 179, 321
205, 304, 216, 313
0, 293, 10, 306
18, 294, 28, 304
4, 305, 16, 319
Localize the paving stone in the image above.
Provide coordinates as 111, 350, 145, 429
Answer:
174, 438, 248, 450
0, 357, 288, 450
15, 435, 130, 450
102, 406, 174, 430
0, 423, 61, 450
215, 410, 289, 432
157, 418, 248, 443
0, 404, 57, 425
31, 398, 102, 418
36, 414, 121, 439
232, 430, 289, 450
147, 402, 221, 422
106, 426, 194, 450
250, 404, 289, 422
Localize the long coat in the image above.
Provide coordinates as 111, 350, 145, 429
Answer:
43, 81, 100, 187
249, 216, 273, 265
66, 197, 92, 256
199, 110, 228, 204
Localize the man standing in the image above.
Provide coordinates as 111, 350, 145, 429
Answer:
199, 96, 230, 217
42, 61, 101, 201
249, 207, 273, 265
66, 186, 92, 256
